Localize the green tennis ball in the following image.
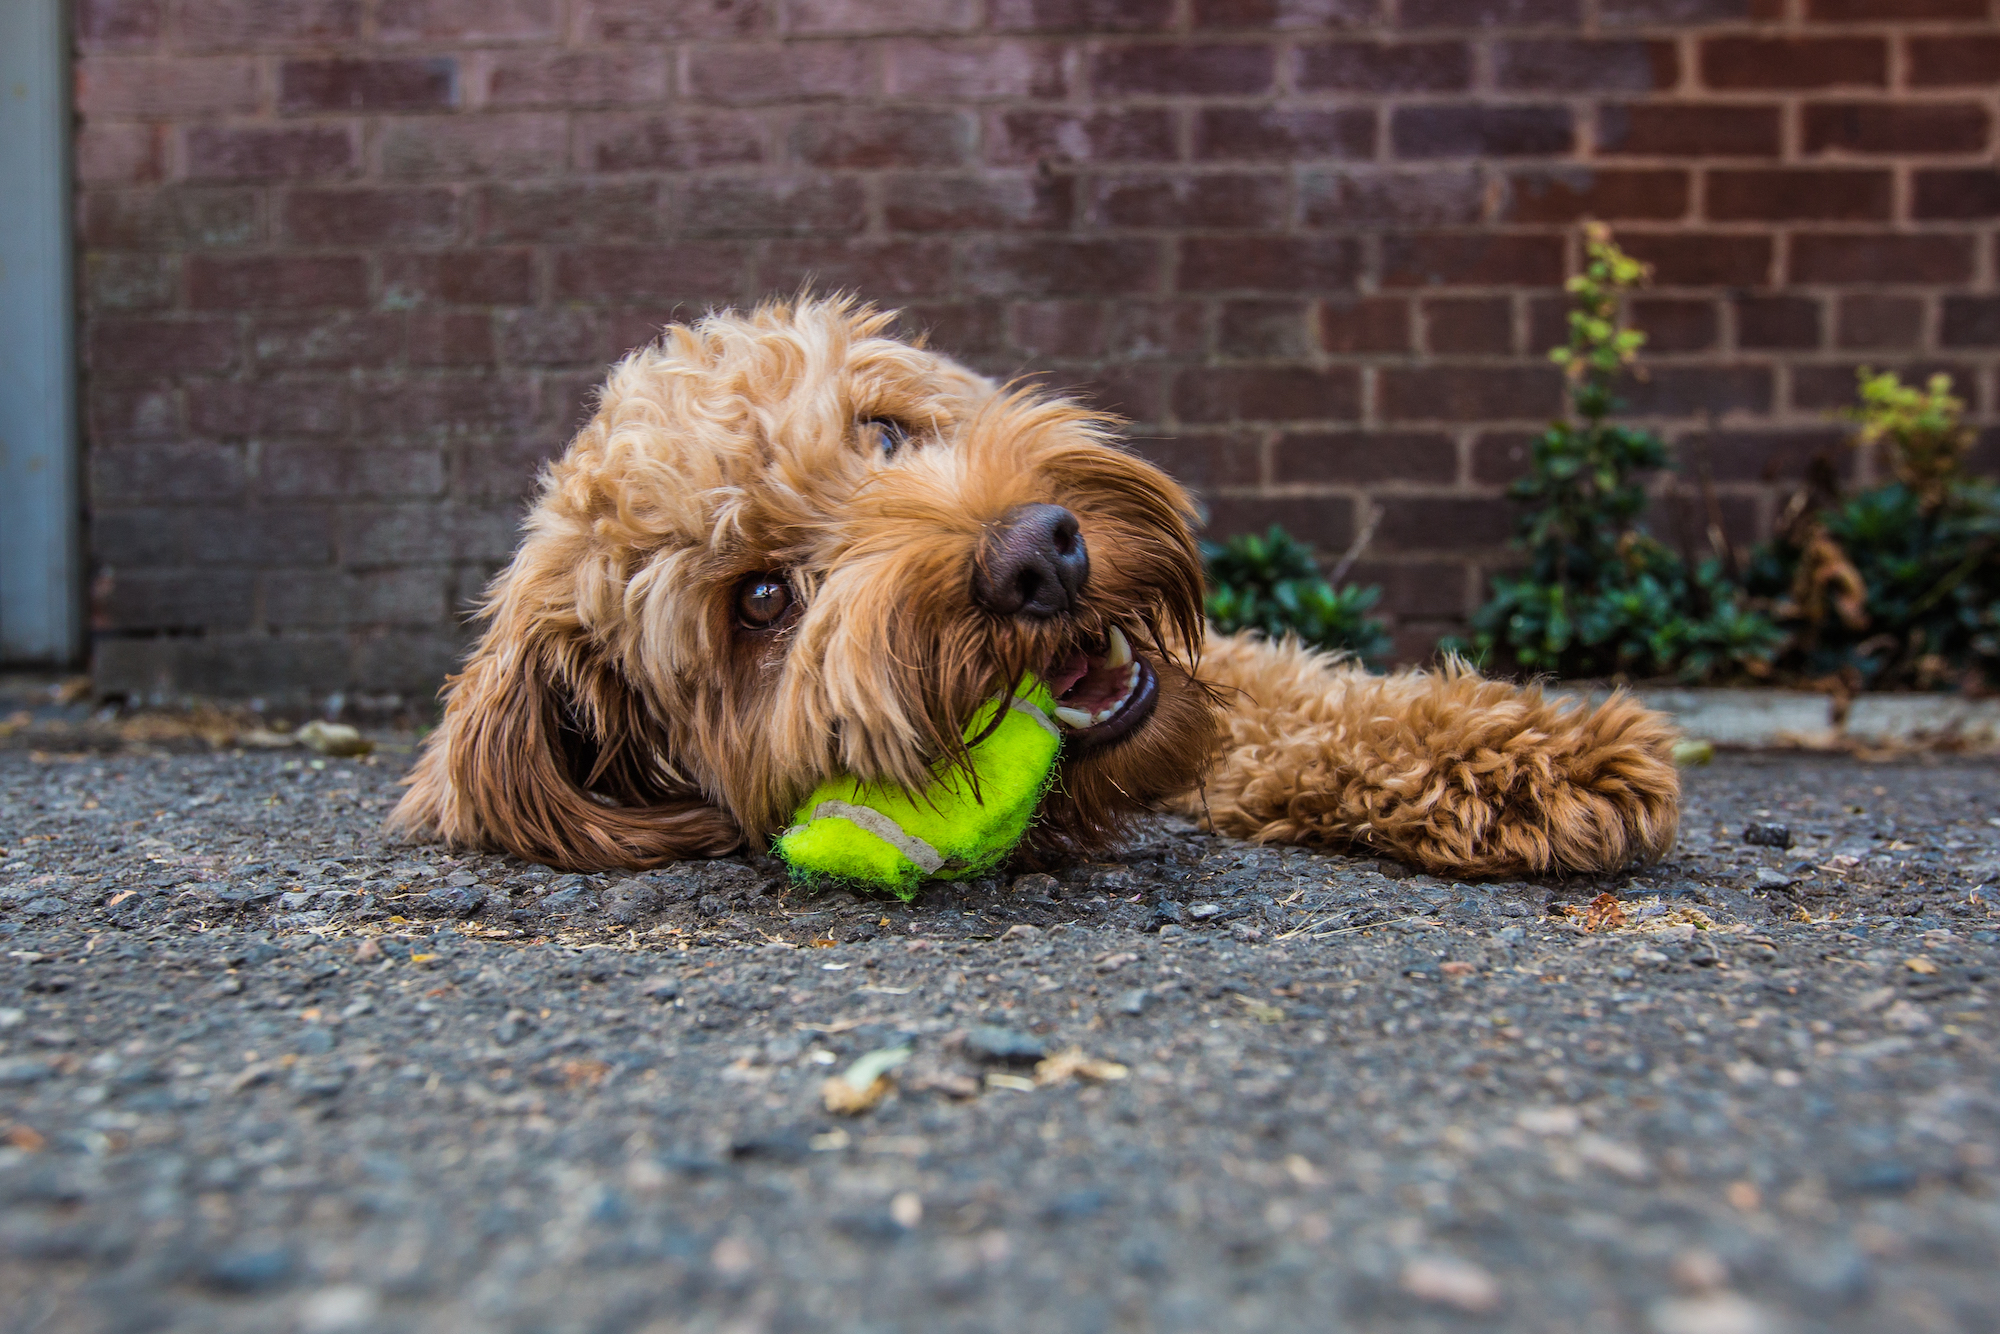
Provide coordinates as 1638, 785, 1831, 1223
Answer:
774, 676, 1062, 899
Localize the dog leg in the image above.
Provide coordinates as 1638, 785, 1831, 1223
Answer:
1186, 632, 1680, 877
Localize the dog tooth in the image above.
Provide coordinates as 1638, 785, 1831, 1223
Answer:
1104, 626, 1132, 669
1054, 706, 1095, 729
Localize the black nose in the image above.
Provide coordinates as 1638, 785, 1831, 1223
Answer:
972, 503, 1090, 619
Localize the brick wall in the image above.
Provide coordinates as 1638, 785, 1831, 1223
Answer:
74, 0, 2000, 700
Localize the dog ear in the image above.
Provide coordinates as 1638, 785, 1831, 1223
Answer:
396, 631, 741, 870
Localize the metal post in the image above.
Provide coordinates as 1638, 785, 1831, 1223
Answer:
0, 0, 82, 666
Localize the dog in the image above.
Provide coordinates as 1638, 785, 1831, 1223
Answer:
390, 298, 1679, 879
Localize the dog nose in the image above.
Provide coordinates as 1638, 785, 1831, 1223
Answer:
973, 503, 1090, 619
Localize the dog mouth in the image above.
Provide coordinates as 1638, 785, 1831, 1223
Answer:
1043, 626, 1159, 749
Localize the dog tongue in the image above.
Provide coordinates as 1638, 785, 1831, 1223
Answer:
1046, 648, 1092, 699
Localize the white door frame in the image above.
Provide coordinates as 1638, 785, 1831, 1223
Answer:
0, 0, 82, 666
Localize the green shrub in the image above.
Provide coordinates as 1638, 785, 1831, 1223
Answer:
1202, 525, 1393, 666
1457, 224, 1781, 682
1747, 371, 2000, 691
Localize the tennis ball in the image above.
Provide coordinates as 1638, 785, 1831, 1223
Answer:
774, 676, 1062, 899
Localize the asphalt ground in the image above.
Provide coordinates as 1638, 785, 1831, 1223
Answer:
2, 723, 1998, 1333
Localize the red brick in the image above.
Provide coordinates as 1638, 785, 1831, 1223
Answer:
578, 111, 765, 172
1503, 169, 1689, 223
280, 58, 457, 112
1789, 233, 1975, 285
1734, 296, 1822, 349
1618, 365, 1772, 416
762, 239, 955, 298
989, 109, 1176, 164
1707, 169, 1892, 222
497, 309, 606, 366
1195, 108, 1375, 161
1913, 170, 2000, 221
991, 0, 1175, 32
99, 569, 257, 632
1806, 0, 1987, 18
1495, 39, 1678, 92
376, 0, 561, 40
172, 0, 364, 49
1380, 234, 1565, 288
1700, 37, 1885, 90
1274, 432, 1458, 485
476, 181, 665, 243
486, 50, 669, 107
550, 245, 748, 303
1400, 0, 1581, 25
1180, 237, 1363, 292
1319, 296, 1412, 353
884, 40, 1067, 98
94, 506, 333, 566
589, 0, 768, 39
1008, 302, 1107, 358
1907, 35, 2000, 88
1629, 299, 1719, 353
1038, 365, 1168, 422
353, 377, 536, 436
77, 0, 163, 48
691, 176, 872, 236
1297, 41, 1470, 93
1105, 302, 1207, 359
1301, 170, 1485, 226
1526, 294, 1568, 353
790, 109, 973, 169
250, 313, 405, 368
1378, 366, 1563, 421
88, 384, 180, 443
1128, 434, 1264, 491
85, 254, 178, 313
188, 255, 367, 310
788, 0, 980, 35
1697, 428, 1849, 484
1803, 103, 1989, 156
1423, 297, 1514, 355
187, 378, 348, 435
1344, 560, 1468, 619
382, 250, 535, 305
1835, 295, 1926, 351
279, 187, 460, 246
185, 125, 355, 182
76, 124, 165, 185
685, 42, 872, 105
1470, 430, 1539, 485
1597, 103, 1781, 158
1216, 301, 1317, 359
1089, 43, 1274, 96
76, 56, 261, 118
380, 115, 567, 179
1173, 366, 1361, 423
884, 174, 1069, 231
1391, 105, 1573, 158
1942, 297, 2000, 347
1618, 233, 1772, 286
901, 304, 1007, 359
81, 188, 259, 251
408, 312, 494, 367
965, 238, 1162, 296
1203, 497, 1354, 552
1088, 173, 1286, 229
91, 443, 246, 503
1373, 497, 1513, 556
1192, 0, 1379, 27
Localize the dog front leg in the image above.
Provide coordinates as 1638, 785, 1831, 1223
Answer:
1187, 632, 1680, 877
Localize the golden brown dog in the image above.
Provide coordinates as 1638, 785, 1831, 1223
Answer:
391, 298, 1679, 878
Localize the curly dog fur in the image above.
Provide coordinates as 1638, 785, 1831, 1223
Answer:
391, 298, 1679, 878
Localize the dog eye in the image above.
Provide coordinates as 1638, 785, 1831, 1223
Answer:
737, 576, 793, 629
861, 418, 909, 456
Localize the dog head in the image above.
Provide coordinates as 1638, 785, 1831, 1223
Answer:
396, 297, 1219, 869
